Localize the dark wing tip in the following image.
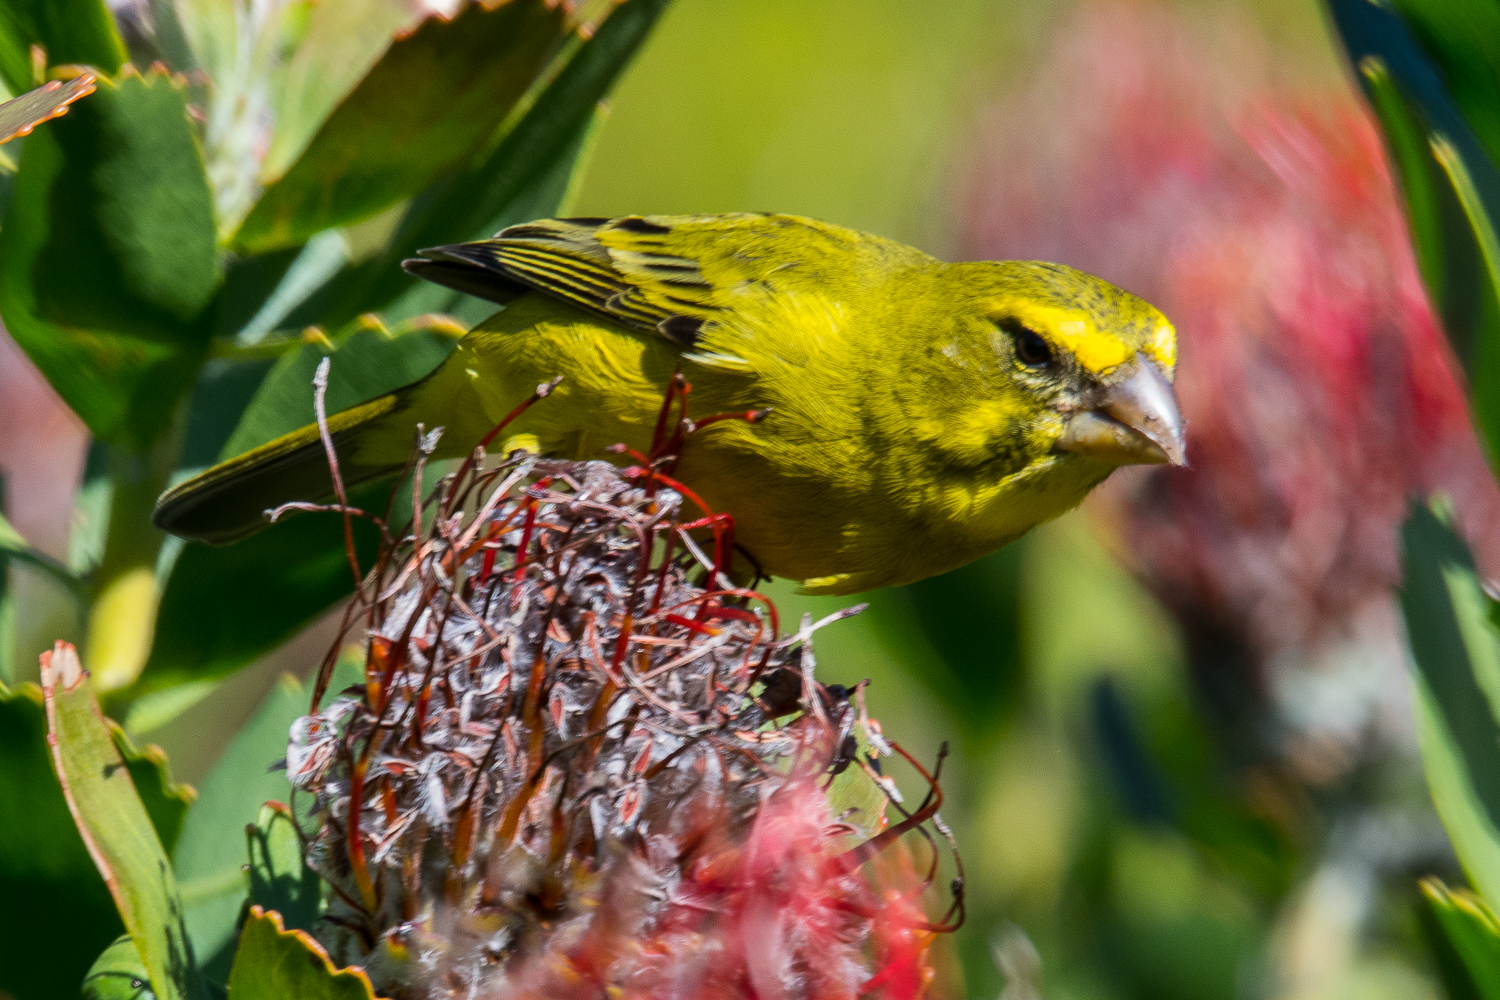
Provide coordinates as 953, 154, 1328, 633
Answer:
412, 242, 498, 265
151, 486, 263, 546
402, 249, 528, 307
656, 314, 704, 347
612, 215, 672, 236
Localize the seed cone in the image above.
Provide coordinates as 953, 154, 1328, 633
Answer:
283, 413, 958, 999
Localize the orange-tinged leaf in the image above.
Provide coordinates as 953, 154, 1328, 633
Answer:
0, 68, 219, 447
0, 71, 95, 144
41, 642, 205, 1000
0, 680, 125, 1000
227, 907, 379, 1000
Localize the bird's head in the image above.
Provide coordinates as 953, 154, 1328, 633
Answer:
898, 260, 1183, 491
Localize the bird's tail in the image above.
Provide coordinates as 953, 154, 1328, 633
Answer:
153, 389, 417, 545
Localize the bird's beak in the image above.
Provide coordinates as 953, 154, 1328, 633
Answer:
1055, 353, 1186, 466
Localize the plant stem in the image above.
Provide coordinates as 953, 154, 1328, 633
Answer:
84, 439, 174, 693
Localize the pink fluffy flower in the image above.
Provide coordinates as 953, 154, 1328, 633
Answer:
613, 777, 938, 1000
964, 0, 1500, 748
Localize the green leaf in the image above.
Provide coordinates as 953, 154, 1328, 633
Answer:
181, 0, 312, 235
425, 0, 669, 244
83, 935, 158, 1000
173, 662, 357, 984
176, 357, 280, 470
0, 71, 96, 144
40, 642, 205, 1000
1358, 55, 1454, 316
223, 233, 347, 345
1328, 0, 1500, 465
0, 68, 219, 448
232, 0, 569, 254
0, 496, 87, 600
382, 112, 601, 330
297, 0, 668, 329
0, 559, 11, 687
1387, 0, 1500, 171
167, 0, 235, 73
256, 0, 419, 189
131, 482, 384, 699
227, 907, 377, 1000
114, 727, 194, 857
0, 681, 123, 1000
1401, 501, 1500, 905
1429, 134, 1500, 468
136, 0, 196, 75
125, 315, 452, 708
187, 0, 449, 239
1424, 878, 1500, 1000
220, 313, 464, 458
247, 802, 323, 934
0, 0, 125, 95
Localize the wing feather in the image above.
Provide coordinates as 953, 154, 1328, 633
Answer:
403, 213, 931, 349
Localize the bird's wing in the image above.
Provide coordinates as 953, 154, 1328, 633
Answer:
403, 213, 926, 348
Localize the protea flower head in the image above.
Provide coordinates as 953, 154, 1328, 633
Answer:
282, 375, 960, 999
963, 0, 1500, 758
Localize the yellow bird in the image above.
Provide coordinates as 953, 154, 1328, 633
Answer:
154, 213, 1183, 594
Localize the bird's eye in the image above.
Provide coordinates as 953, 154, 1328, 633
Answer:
1007, 323, 1054, 368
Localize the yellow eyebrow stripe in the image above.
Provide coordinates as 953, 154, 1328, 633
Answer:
1013, 306, 1132, 374
1148, 322, 1177, 372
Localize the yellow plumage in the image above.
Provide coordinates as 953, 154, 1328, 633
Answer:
155, 213, 1184, 594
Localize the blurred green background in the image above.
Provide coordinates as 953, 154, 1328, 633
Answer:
3, 0, 1481, 997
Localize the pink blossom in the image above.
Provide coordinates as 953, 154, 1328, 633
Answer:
965, 1, 1500, 672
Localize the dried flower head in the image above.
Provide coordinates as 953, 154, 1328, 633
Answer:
282, 375, 960, 999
